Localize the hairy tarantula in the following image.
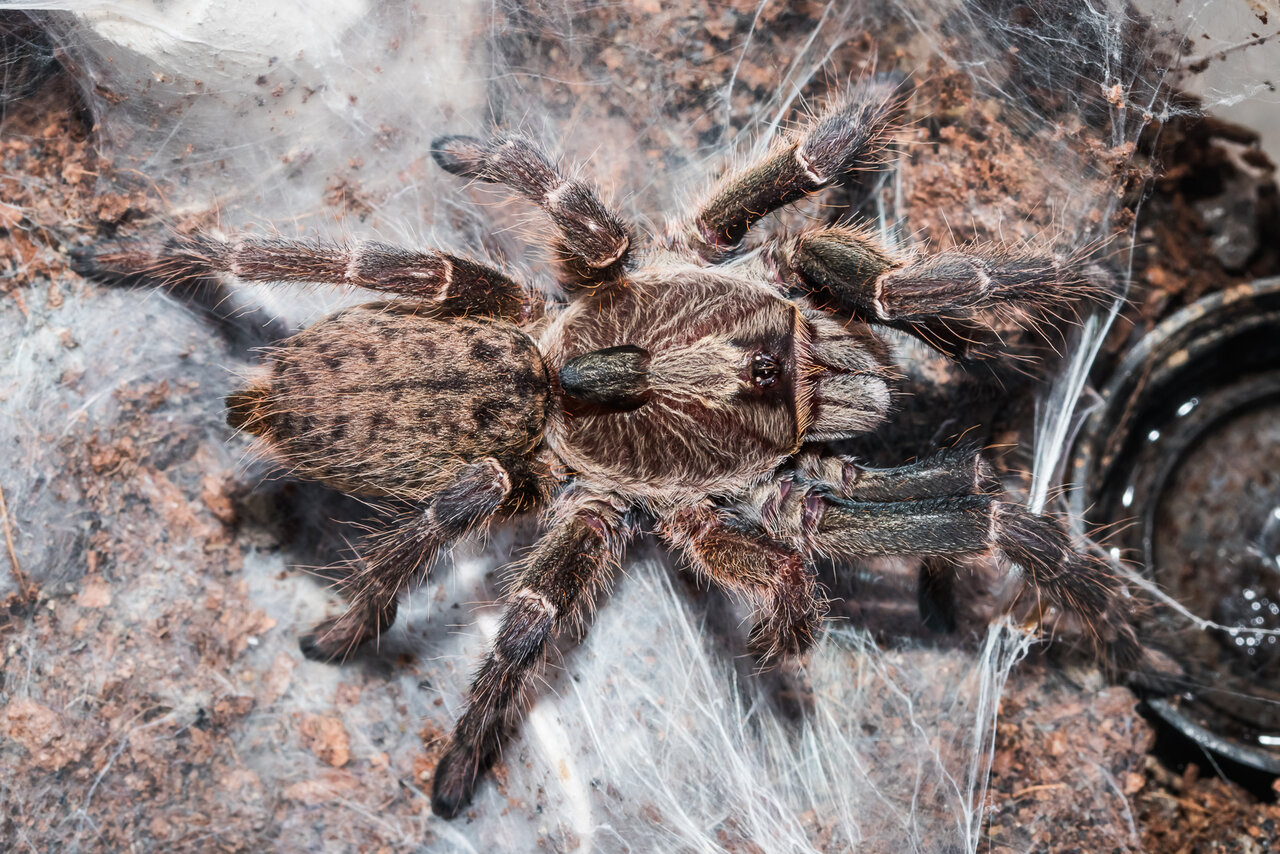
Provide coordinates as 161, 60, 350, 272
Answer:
77, 77, 1146, 819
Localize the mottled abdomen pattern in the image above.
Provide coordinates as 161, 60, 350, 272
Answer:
229, 306, 549, 500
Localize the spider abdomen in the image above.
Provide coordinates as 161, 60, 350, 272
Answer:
229, 305, 549, 501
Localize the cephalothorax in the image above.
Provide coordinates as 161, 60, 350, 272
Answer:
79, 77, 1145, 818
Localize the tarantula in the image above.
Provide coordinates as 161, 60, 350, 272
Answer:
76, 77, 1145, 819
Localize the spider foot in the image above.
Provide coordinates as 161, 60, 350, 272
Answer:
430, 741, 487, 819
993, 505, 1182, 692
429, 134, 493, 179
748, 558, 825, 664
747, 608, 821, 664
1107, 627, 1185, 697
298, 602, 394, 663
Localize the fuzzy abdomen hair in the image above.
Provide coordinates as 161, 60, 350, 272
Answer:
229, 305, 549, 500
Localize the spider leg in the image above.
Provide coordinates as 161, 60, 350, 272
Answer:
815, 493, 997, 556
773, 226, 1113, 359
431, 499, 627, 819
299, 458, 514, 662
430, 134, 632, 284
659, 503, 823, 663
672, 76, 905, 262
806, 492, 1143, 673
789, 450, 993, 634
993, 505, 1150, 677
793, 447, 993, 503
72, 234, 528, 320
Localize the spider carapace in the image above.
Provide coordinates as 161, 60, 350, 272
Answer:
77, 76, 1149, 818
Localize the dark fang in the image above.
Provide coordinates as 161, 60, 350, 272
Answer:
751, 352, 781, 387
558, 345, 651, 412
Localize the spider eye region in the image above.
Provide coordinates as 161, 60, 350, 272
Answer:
751, 352, 781, 387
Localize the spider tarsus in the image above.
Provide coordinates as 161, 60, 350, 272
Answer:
430, 744, 484, 819
991, 504, 1163, 676
748, 601, 822, 663
1118, 641, 1185, 697
995, 505, 1112, 621
299, 602, 396, 663
796, 76, 905, 184
68, 241, 155, 286
429, 134, 491, 180
298, 623, 347, 663
68, 245, 101, 276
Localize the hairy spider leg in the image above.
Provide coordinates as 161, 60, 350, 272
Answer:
992, 505, 1144, 674
673, 76, 905, 263
659, 504, 824, 663
808, 493, 1144, 675
73, 234, 529, 320
431, 500, 628, 819
792, 451, 996, 634
793, 447, 994, 502
815, 493, 997, 555
298, 459, 515, 662
431, 134, 632, 285
790, 452, 1142, 667
775, 226, 1113, 360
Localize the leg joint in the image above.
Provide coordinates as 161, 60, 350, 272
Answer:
494, 590, 556, 667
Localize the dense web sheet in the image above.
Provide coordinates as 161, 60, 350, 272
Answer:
1, 1, 1273, 851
